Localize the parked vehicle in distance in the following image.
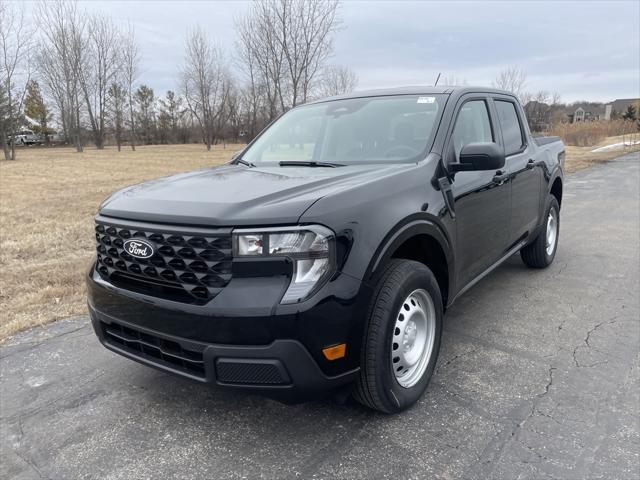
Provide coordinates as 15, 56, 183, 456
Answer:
87, 86, 565, 413
11, 130, 41, 145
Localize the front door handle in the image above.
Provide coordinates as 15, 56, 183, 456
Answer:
492, 170, 509, 184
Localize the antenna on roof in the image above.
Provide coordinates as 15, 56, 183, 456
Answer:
434, 73, 441, 86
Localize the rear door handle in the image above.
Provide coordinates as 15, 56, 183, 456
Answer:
526, 159, 535, 170
492, 170, 509, 184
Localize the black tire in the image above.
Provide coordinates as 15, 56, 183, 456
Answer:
354, 259, 443, 413
521, 196, 560, 268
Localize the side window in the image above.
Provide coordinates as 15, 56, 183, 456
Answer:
452, 100, 493, 160
495, 100, 525, 155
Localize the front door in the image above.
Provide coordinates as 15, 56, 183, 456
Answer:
447, 97, 512, 289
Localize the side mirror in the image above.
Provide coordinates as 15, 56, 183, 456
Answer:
450, 142, 505, 172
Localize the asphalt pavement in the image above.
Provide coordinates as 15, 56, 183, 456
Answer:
1, 152, 639, 480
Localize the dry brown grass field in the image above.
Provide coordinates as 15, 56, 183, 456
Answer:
1, 138, 639, 340
564, 134, 640, 171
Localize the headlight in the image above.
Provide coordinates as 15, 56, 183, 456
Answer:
233, 225, 335, 304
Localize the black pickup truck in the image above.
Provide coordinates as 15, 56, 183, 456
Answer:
88, 86, 565, 413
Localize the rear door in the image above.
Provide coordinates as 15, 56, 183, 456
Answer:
492, 96, 542, 243
447, 95, 512, 289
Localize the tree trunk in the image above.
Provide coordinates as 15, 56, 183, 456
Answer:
116, 128, 122, 151
75, 108, 83, 153
2, 139, 12, 161
128, 98, 137, 151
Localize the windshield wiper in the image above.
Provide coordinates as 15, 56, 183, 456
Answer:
279, 161, 345, 168
233, 158, 255, 168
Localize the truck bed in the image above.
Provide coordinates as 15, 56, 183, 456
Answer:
533, 135, 562, 147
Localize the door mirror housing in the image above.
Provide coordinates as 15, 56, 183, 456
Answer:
450, 142, 505, 172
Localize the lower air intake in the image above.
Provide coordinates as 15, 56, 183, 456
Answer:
215, 359, 289, 385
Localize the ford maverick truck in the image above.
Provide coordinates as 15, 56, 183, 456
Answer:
88, 86, 565, 413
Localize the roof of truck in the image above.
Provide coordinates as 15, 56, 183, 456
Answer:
309, 85, 514, 104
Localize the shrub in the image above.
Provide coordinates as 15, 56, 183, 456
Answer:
548, 120, 638, 147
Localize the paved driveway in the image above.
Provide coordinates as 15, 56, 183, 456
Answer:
2, 152, 639, 480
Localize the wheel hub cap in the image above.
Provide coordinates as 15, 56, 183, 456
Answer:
546, 209, 558, 256
403, 322, 417, 350
391, 289, 436, 388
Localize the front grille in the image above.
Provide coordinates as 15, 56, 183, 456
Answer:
101, 321, 206, 378
95, 218, 232, 304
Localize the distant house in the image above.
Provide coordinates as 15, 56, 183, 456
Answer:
566, 103, 605, 123
604, 98, 640, 120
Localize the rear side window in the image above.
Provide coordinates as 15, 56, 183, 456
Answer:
452, 100, 493, 160
495, 100, 525, 155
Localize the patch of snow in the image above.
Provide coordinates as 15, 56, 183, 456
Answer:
25, 376, 46, 388
591, 140, 640, 153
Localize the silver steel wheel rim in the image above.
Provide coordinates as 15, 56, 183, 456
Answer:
546, 209, 558, 256
391, 288, 436, 388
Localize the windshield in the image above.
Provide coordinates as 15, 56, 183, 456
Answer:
242, 94, 446, 166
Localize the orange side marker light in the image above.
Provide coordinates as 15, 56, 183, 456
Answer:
322, 343, 346, 361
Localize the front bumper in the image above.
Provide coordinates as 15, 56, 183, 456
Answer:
87, 265, 371, 402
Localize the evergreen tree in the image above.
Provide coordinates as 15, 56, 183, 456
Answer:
158, 91, 185, 143
135, 85, 156, 144
24, 80, 50, 140
622, 104, 637, 121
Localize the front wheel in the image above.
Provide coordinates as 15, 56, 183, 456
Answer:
521, 196, 560, 268
354, 259, 443, 413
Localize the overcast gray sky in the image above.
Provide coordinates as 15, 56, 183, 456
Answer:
29, 0, 640, 103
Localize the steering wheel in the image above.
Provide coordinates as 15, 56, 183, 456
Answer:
383, 145, 420, 158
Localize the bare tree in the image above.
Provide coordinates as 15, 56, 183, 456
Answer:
36, 0, 86, 152
80, 14, 121, 149
317, 65, 357, 98
275, 0, 340, 106
235, 17, 270, 135
122, 27, 140, 150
235, 0, 341, 118
236, 5, 282, 121
0, 0, 32, 160
493, 67, 527, 102
224, 84, 243, 143
182, 26, 230, 150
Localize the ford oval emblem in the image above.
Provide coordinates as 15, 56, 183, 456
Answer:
123, 239, 155, 259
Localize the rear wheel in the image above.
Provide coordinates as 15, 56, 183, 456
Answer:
521, 196, 560, 268
354, 259, 443, 413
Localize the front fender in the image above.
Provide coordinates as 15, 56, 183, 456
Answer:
365, 215, 454, 288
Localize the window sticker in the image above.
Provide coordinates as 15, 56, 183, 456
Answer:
417, 96, 436, 104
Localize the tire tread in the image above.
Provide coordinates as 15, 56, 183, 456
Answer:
354, 259, 437, 412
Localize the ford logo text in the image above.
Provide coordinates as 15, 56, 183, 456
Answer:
123, 239, 155, 259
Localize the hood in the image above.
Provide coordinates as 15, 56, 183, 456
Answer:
99, 163, 413, 226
